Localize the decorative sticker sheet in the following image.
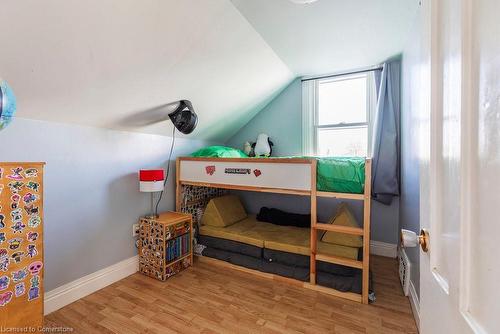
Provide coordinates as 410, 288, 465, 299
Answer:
0, 163, 44, 329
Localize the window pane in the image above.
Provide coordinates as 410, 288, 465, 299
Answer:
317, 127, 368, 157
318, 75, 367, 125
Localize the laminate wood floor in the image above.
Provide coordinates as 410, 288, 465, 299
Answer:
45, 256, 418, 333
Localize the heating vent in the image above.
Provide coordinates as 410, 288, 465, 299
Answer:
398, 248, 411, 296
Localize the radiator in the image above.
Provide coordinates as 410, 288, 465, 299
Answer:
398, 248, 411, 296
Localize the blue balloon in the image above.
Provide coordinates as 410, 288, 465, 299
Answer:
0, 79, 17, 130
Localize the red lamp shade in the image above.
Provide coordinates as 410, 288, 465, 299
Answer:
139, 169, 165, 192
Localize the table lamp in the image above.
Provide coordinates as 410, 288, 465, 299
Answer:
139, 169, 165, 218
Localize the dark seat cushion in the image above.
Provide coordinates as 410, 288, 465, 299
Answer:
263, 248, 358, 277
198, 235, 262, 259
257, 207, 310, 228
200, 247, 365, 294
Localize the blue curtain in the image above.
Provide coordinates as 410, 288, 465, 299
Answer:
371, 58, 401, 205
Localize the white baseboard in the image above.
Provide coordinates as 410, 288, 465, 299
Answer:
44, 255, 138, 315
370, 240, 398, 258
409, 280, 420, 332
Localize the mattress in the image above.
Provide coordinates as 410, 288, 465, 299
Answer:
263, 248, 359, 277
199, 216, 264, 248
202, 247, 263, 272
200, 246, 363, 293
199, 215, 359, 260
197, 235, 359, 277
198, 234, 262, 259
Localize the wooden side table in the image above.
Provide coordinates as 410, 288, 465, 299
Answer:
138, 211, 193, 281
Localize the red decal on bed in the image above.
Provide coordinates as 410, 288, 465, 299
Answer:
253, 169, 262, 177
205, 166, 216, 176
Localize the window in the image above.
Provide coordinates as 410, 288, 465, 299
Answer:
302, 72, 376, 157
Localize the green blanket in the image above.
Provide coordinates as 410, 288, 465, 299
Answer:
191, 146, 248, 158
189, 146, 365, 193
314, 157, 365, 194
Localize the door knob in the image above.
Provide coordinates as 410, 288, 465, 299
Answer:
400, 228, 430, 252
419, 229, 430, 252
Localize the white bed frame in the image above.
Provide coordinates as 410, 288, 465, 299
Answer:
176, 157, 372, 304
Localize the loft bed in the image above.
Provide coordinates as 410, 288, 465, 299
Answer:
175, 156, 372, 304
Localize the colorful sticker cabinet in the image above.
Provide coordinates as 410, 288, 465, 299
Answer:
139, 212, 193, 282
0, 162, 44, 329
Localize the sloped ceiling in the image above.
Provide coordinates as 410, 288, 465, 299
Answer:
0, 0, 293, 141
231, 0, 418, 76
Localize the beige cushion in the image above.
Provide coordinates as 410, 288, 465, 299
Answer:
258, 225, 310, 256
199, 216, 264, 247
201, 195, 247, 227
263, 229, 358, 260
199, 215, 359, 260
321, 203, 363, 247
317, 241, 359, 260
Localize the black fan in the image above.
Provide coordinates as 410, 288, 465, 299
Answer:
168, 100, 198, 134
153, 99, 197, 217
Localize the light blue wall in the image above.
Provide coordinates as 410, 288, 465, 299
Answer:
0, 118, 215, 291
400, 24, 421, 295
226, 78, 400, 245
227, 78, 302, 155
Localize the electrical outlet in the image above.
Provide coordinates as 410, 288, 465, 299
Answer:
132, 223, 139, 237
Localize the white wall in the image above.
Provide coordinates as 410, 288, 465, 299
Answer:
0, 118, 215, 291
0, 0, 293, 142
231, 0, 418, 76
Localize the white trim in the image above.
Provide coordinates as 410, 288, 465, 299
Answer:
409, 280, 421, 332
301, 65, 383, 82
366, 71, 377, 157
44, 255, 139, 315
369, 240, 397, 258
461, 311, 487, 334
303, 72, 375, 157
301, 80, 316, 155
458, 0, 474, 327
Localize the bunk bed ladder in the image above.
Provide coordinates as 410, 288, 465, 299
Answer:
310, 158, 372, 304
310, 160, 318, 285
362, 159, 372, 304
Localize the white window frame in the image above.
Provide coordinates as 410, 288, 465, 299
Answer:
302, 72, 376, 157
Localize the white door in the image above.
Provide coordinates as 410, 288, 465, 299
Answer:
418, 0, 500, 333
